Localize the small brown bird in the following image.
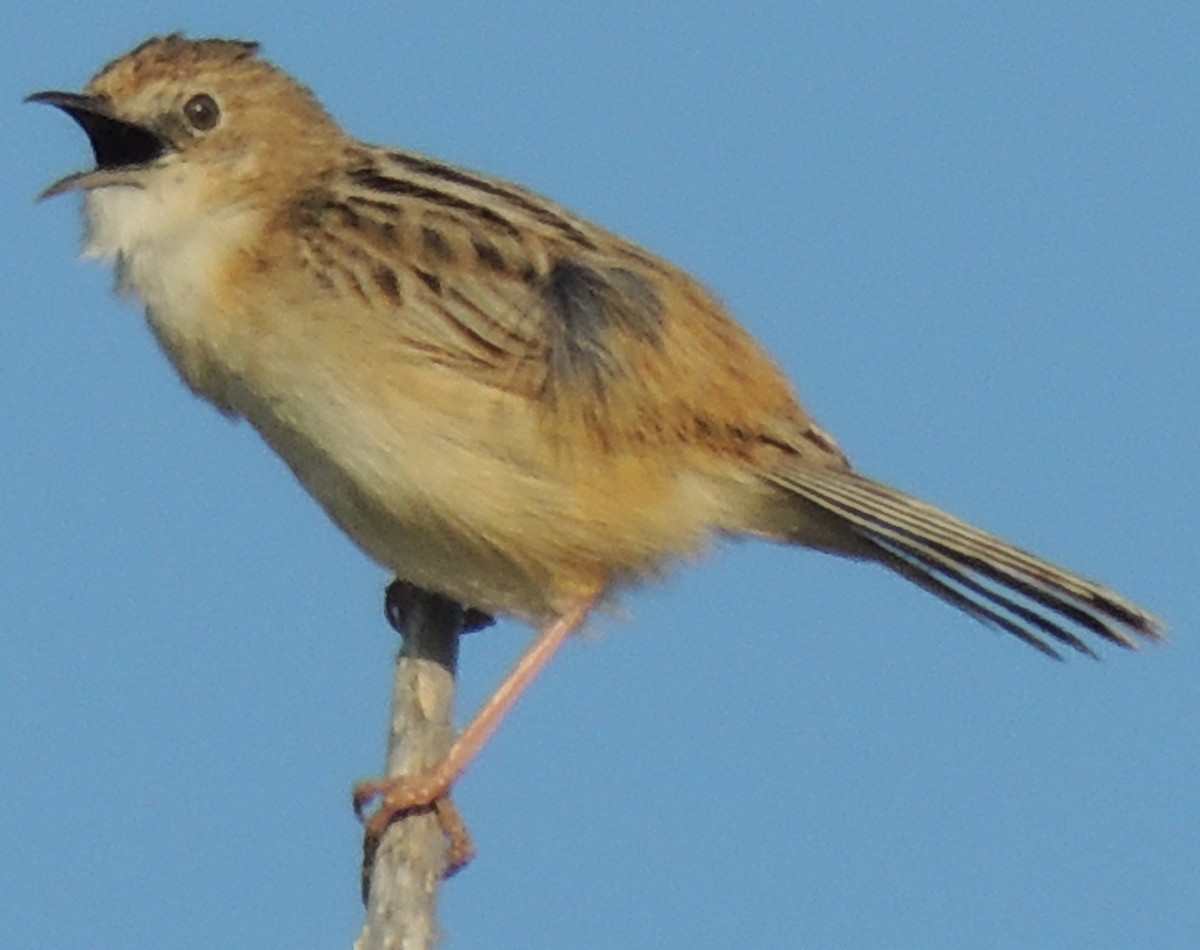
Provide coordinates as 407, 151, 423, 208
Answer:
31, 35, 1162, 870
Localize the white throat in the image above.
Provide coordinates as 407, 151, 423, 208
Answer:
81, 165, 260, 412
83, 163, 248, 300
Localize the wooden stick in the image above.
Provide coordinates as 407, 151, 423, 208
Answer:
355, 582, 467, 950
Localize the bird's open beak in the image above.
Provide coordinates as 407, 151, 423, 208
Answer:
27, 90, 170, 199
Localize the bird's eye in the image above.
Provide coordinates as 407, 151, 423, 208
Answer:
183, 93, 221, 131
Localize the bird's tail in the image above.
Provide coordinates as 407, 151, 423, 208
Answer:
766, 466, 1164, 658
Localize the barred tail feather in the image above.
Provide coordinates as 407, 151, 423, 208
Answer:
769, 468, 1165, 659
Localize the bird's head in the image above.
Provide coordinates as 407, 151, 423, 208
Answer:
29, 34, 347, 261
29, 34, 343, 202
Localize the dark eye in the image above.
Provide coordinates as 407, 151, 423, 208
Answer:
183, 93, 220, 131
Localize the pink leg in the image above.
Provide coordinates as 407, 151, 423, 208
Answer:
354, 592, 600, 871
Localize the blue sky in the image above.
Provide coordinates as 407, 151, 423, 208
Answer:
3, 4, 1196, 948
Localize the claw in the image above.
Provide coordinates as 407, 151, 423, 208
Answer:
352, 779, 385, 821
356, 776, 476, 882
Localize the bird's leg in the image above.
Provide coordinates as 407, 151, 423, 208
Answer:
355, 592, 600, 873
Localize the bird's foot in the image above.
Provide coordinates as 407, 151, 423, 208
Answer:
354, 775, 475, 878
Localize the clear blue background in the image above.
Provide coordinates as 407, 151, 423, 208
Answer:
4, 4, 1195, 948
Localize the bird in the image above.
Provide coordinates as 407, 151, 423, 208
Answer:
30, 34, 1163, 873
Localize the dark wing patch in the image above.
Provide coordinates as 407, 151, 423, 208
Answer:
540, 259, 664, 399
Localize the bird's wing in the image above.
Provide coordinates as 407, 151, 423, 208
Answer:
288, 148, 839, 462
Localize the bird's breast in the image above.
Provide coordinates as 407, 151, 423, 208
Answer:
84, 181, 265, 411
226, 330, 750, 619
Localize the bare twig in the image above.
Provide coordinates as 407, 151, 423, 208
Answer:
355, 582, 467, 950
